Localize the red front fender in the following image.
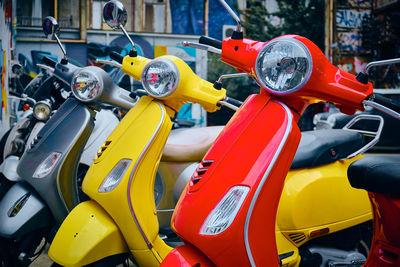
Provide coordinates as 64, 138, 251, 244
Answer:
161, 244, 215, 267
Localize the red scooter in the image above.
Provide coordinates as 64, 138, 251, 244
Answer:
161, 3, 400, 267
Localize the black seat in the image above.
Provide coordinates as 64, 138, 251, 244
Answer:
290, 129, 364, 169
348, 156, 400, 195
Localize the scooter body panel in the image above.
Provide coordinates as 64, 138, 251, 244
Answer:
48, 200, 128, 267
156, 161, 195, 228
82, 96, 173, 266
79, 109, 120, 166
23, 120, 45, 154
160, 244, 216, 267
171, 93, 301, 266
365, 193, 400, 267
0, 155, 22, 182
3, 117, 30, 159
17, 98, 94, 223
277, 156, 372, 247
0, 182, 51, 238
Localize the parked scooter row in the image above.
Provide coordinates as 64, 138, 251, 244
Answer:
2, 0, 400, 266
0, 12, 222, 266
0, 16, 123, 266
46, 1, 398, 267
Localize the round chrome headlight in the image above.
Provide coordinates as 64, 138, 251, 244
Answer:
141, 58, 179, 98
33, 101, 51, 121
255, 37, 312, 95
71, 70, 103, 102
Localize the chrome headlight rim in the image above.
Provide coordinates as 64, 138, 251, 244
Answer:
71, 68, 104, 102
255, 36, 313, 96
141, 57, 180, 99
33, 101, 52, 121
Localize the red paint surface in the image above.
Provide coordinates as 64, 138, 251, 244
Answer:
365, 193, 400, 267
172, 93, 301, 266
160, 244, 215, 267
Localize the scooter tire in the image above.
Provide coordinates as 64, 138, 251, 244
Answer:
0, 237, 21, 267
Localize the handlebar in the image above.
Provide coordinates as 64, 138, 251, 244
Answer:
218, 96, 242, 111
225, 96, 243, 107
41, 56, 57, 68
110, 51, 124, 64
199, 36, 223, 50
363, 93, 400, 120
95, 59, 122, 68
369, 93, 400, 114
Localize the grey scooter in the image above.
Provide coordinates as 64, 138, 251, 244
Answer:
0, 17, 137, 266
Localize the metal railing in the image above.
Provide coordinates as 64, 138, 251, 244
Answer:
16, 16, 75, 28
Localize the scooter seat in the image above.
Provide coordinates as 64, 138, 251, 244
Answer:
162, 126, 224, 162
348, 156, 400, 195
290, 129, 364, 169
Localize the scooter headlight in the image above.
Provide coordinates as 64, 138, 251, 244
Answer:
33, 101, 52, 121
255, 37, 312, 95
141, 58, 179, 98
71, 69, 103, 102
200, 185, 250, 235
98, 159, 132, 193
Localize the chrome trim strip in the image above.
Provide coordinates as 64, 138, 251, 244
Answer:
244, 100, 293, 266
363, 99, 400, 119
127, 102, 166, 249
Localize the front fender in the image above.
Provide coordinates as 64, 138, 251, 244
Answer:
49, 200, 128, 267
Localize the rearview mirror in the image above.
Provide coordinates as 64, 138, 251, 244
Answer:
103, 0, 127, 30
42, 16, 60, 40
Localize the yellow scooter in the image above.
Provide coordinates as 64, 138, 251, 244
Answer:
49, 1, 378, 266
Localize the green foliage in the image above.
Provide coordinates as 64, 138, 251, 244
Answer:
242, 0, 325, 50
274, 0, 325, 50
241, 2, 281, 42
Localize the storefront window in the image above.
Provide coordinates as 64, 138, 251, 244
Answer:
16, 0, 54, 27
90, 0, 133, 30
58, 0, 80, 28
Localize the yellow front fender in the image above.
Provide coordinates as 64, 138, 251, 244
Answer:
49, 200, 128, 266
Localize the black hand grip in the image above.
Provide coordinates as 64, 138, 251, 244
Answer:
110, 51, 124, 64
41, 56, 57, 68
225, 96, 243, 107
370, 93, 400, 114
199, 36, 222, 50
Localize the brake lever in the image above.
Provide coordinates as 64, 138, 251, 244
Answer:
36, 64, 54, 73
95, 59, 122, 68
177, 41, 221, 54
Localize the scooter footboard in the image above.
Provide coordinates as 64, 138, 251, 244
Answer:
49, 200, 129, 267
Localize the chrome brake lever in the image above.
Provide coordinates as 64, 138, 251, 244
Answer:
95, 59, 122, 68
36, 64, 54, 73
178, 41, 221, 54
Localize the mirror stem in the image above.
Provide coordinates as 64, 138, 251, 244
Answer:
54, 34, 67, 60
217, 0, 242, 32
119, 25, 137, 57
